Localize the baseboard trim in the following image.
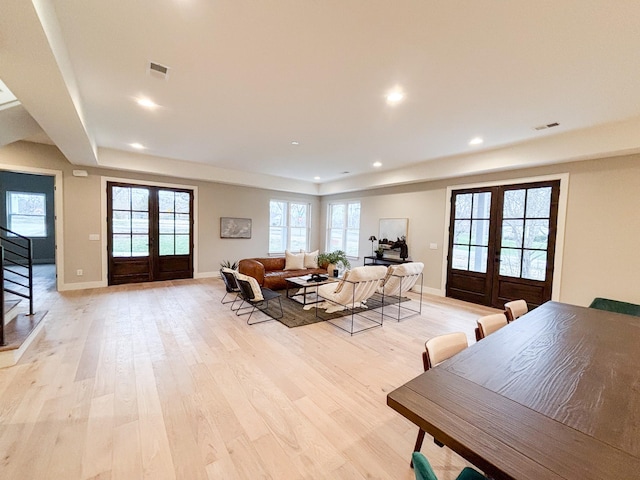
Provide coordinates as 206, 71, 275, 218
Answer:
59, 280, 107, 291
195, 271, 220, 279
412, 285, 444, 296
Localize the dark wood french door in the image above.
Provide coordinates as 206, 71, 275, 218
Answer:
107, 182, 193, 285
446, 180, 560, 309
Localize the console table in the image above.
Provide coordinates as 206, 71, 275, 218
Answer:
363, 255, 412, 266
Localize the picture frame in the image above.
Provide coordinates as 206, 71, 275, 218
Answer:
220, 217, 252, 239
379, 218, 408, 243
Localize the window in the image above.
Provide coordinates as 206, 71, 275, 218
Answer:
269, 200, 310, 253
6, 191, 47, 237
327, 201, 360, 257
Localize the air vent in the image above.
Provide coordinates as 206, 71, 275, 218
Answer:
533, 122, 560, 131
148, 61, 170, 80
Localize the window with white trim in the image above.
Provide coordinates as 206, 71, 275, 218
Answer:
269, 200, 310, 254
327, 201, 360, 257
6, 191, 47, 237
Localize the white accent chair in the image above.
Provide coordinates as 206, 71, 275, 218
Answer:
377, 262, 424, 321
475, 313, 508, 340
312, 265, 387, 334
504, 299, 528, 322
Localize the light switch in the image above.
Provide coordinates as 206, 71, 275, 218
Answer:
89, 234, 100, 241
429, 243, 438, 250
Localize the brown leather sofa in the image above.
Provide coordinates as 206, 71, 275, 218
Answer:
238, 257, 327, 290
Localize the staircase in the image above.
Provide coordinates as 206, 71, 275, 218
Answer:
1, 227, 47, 367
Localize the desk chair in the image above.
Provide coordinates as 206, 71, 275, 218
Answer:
412, 332, 468, 467
504, 299, 528, 322
412, 452, 485, 480
475, 313, 508, 340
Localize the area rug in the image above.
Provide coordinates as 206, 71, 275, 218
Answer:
271, 292, 411, 328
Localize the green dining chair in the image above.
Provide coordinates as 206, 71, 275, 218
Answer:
412, 452, 485, 480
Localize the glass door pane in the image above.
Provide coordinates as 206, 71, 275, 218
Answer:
451, 191, 491, 273
500, 186, 552, 280
158, 189, 191, 256
111, 186, 149, 257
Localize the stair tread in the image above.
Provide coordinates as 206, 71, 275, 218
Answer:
3, 299, 21, 315
0, 311, 47, 351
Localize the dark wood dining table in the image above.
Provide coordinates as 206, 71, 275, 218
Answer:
387, 301, 640, 479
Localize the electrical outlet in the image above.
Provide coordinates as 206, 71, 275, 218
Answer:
76, 269, 83, 276
429, 243, 438, 250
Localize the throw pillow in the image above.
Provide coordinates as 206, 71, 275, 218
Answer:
304, 250, 319, 269
235, 272, 264, 301
284, 250, 305, 270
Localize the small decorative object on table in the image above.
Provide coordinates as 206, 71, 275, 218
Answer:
368, 235, 377, 256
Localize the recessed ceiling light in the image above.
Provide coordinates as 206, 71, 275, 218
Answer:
314, 176, 321, 180
130, 143, 146, 150
136, 97, 158, 109
469, 137, 483, 146
373, 161, 382, 168
386, 88, 405, 105
291, 141, 300, 145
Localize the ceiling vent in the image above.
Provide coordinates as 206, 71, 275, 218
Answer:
533, 122, 560, 131
148, 61, 170, 80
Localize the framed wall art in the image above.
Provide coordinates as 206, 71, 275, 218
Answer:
220, 217, 252, 239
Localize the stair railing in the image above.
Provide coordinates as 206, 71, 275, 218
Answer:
1, 245, 5, 346
0, 226, 34, 317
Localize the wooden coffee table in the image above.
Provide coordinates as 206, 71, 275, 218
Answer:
285, 274, 338, 306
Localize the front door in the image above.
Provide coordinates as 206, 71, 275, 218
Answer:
107, 182, 193, 285
446, 180, 560, 309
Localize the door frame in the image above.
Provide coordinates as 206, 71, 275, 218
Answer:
441, 173, 569, 301
0, 163, 64, 292
100, 175, 199, 286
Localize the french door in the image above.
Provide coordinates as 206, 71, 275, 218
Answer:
107, 182, 193, 285
446, 180, 560, 309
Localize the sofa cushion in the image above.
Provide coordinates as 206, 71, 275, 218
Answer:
284, 250, 305, 270
304, 250, 319, 268
260, 257, 286, 271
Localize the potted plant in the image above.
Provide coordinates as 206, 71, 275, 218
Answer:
375, 246, 385, 259
220, 260, 238, 270
317, 250, 351, 276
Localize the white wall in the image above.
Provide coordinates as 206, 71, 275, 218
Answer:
321, 154, 640, 307
0, 141, 320, 288
2, 140, 638, 307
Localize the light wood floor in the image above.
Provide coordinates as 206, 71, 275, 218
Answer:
0, 277, 499, 479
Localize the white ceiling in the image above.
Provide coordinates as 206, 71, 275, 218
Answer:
2, 1, 640, 194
